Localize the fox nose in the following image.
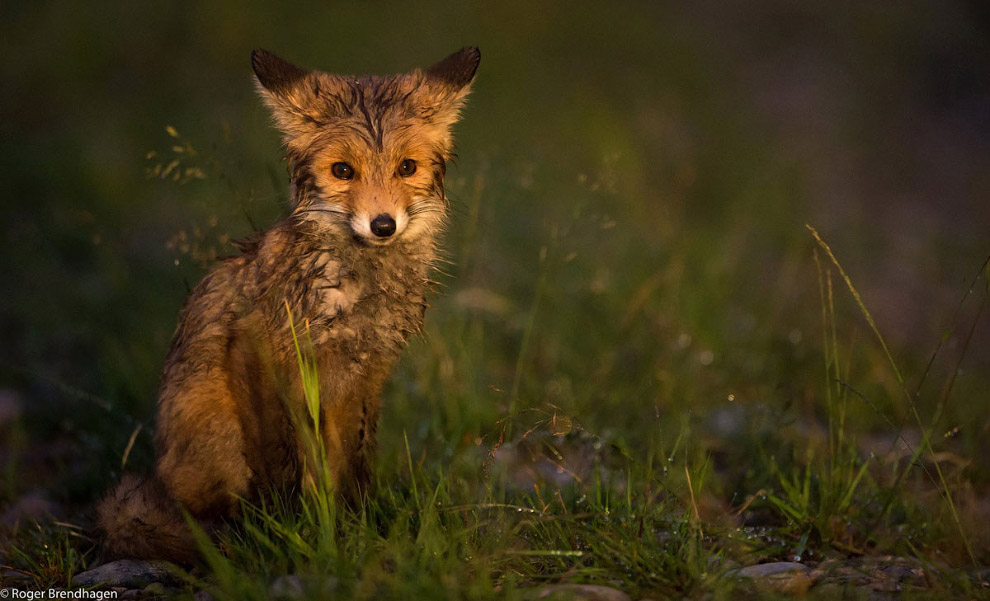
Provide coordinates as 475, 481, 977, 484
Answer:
370, 214, 396, 238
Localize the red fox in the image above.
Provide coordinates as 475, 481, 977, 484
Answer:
97, 47, 480, 563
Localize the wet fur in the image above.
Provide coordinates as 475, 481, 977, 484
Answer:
98, 47, 479, 562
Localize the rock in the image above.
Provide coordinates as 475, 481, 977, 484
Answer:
736, 561, 809, 579
2, 567, 31, 583
528, 583, 631, 601
72, 559, 184, 588
813, 555, 929, 595
269, 574, 337, 598
0, 389, 23, 428
491, 430, 622, 492
143, 582, 168, 596
1, 491, 61, 527
270, 575, 305, 598
735, 561, 813, 595
194, 590, 215, 601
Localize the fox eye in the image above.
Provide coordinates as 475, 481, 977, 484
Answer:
397, 159, 417, 177
331, 162, 354, 180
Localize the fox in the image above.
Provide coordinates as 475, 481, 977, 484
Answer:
97, 47, 480, 563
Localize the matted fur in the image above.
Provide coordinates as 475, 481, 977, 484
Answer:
97, 47, 479, 562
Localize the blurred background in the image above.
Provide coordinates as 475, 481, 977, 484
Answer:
1, 0, 988, 524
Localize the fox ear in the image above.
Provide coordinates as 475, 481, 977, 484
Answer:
417, 47, 480, 124
425, 47, 481, 92
251, 49, 321, 139
252, 48, 308, 96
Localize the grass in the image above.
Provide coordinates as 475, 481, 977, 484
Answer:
1, 132, 988, 598
2, 3, 989, 598
183, 243, 986, 599
8, 185, 987, 599
2, 175, 988, 597
175, 312, 725, 600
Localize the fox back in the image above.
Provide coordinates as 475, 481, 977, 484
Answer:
97, 47, 480, 563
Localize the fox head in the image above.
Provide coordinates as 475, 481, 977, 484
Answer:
252, 47, 480, 247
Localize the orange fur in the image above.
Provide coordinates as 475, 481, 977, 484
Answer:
97, 47, 479, 562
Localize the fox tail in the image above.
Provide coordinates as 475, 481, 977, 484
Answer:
96, 474, 202, 564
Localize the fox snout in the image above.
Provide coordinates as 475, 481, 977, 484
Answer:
349, 204, 408, 245
370, 214, 397, 238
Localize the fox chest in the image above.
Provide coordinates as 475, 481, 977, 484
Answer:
282, 256, 428, 363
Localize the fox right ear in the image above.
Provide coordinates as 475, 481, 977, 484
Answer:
252, 49, 308, 96
251, 49, 323, 140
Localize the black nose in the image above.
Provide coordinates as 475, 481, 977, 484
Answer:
370, 214, 396, 238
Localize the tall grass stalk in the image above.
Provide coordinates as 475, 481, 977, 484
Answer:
806, 225, 978, 565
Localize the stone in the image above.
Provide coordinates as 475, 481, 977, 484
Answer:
194, 590, 215, 601
1, 491, 61, 527
143, 582, 168, 596
0, 389, 23, 428
528, 583, 632, 601
270, 574, 305, 598
735, 561, 814, 595
269, 574, 337, 599
72, 559, 183, 588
